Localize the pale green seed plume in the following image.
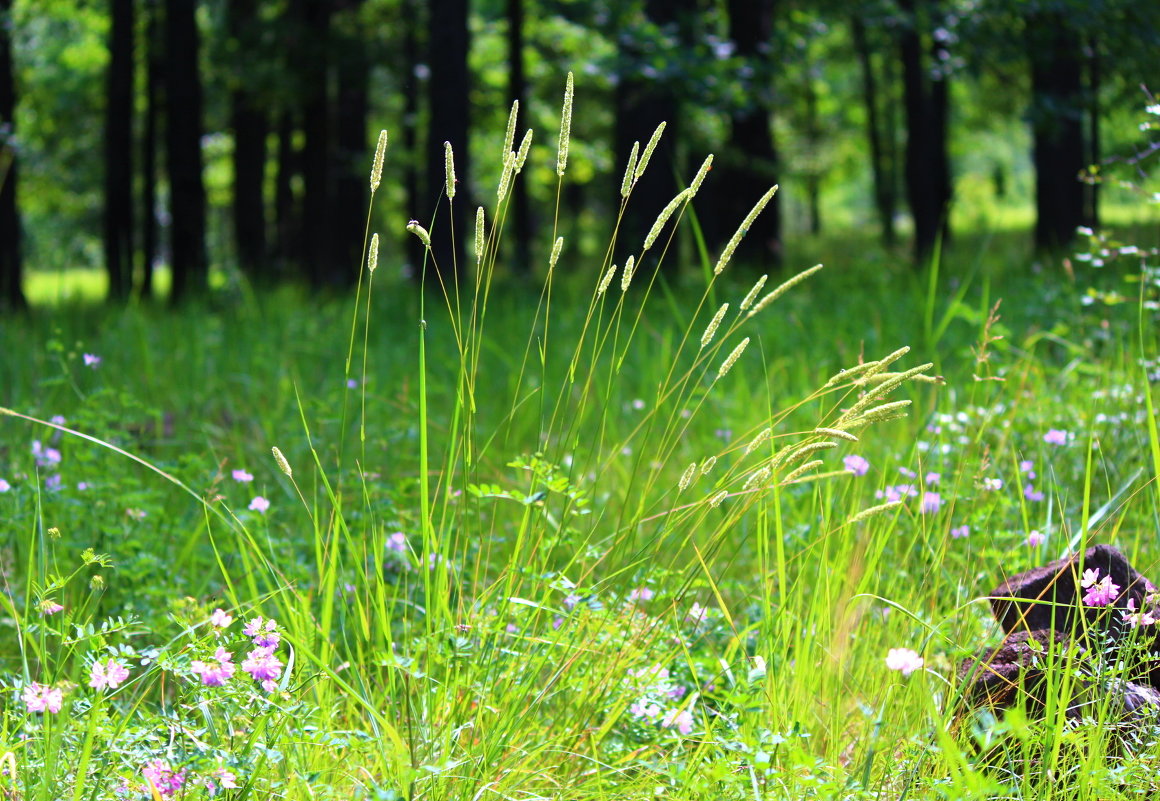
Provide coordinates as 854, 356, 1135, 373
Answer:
852, 399, 913, 424
780, 459, 824, 486
739, 275, 768, 311
746, 263, 824, 318
636, 122, 666, 180
716, 336, 750, 379
557, 72, 574, 177
743, 465, 772, 491
619, 255, 636, 292
823, 359, 882, 388
678, 462, 698, 493
814, 427, 857, 442
839, 364, 932, 421
444, 142, 457, 199
503, 99, 519, 160
514, 129, 533, 173
743, 426, 772, 456
497, 152, 514, 203
272, 446, 292, 477
708, 489, 729, 508
847, 500, 903, 525
550, 236, 564, 268
474, 207, 485, 264
773, 440, 837, 470
370, 129, 388, 193
368, 233, 380, 274
643, 188, 690, 252
688, 155, 713, 197
406, 220, 431, 248
865, 346, 911, 377
620, 141, 640, 198
700, 302, 729, 348
596, 262, 618, 295
700, 456, 717, 475
714, 185, 778, 275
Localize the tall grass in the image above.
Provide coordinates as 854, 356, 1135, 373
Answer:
2, 78, 1160, 800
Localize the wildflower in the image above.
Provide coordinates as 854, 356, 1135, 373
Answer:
898, 467, 917, 479
242, 646, 284, 692
386, 531, 408, 553
1123, 598, 1157, 628
885, 647, 924, 676
243, 617, 280, 647
982, 477, 1003, 491
31, 440, 62, 466
925, 472, 940, 485
50, 414, 66, 425
209, 608, 234, 628
0, 479, 9, 492
950, 524, 970, 539
631, 398, 646, 410
843, 454, 870, 476
126, 508, 147, 520
628, 587, 654, 603
1026, 530, 1046, 547
661, 707, 695, 734
1044, 429, 1069, 445
83, 353, 102, 368
191, 648, 236, 687
630, 700, 661, 719
39, 599, 64, 615
1024, 485, 1045, 502
1019, 459, 1036, 477
687, 603, 709, 623
1081, 567, 1120, 607
76, 481, 88, 490
347, 377, 359, 390
45, 474, 62, 492
920, 492, 943, 514
205, 767, 239, 797
248, 496, 270, 513
563, 593, 582, 610
22, 682, 64, 713
89, 658, 130, 690
232, 469, 253, 483
142, 760, 187, 799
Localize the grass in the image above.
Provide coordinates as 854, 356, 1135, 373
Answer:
3, 90, 1160, 801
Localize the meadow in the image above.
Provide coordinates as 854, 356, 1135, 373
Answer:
3, 98, 1160, 801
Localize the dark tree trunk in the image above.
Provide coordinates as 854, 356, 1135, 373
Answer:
852, 13, 897, 247
164, 0, 208, 302
710, 0, 780, 268
332, 0, 368, 285
899, 0, 951, 264
1027, 10, 1085, 255
273, 111, 299, 278
424, 0, 470, 283
140, 0, 161, 299
803, 65, 822, 236
300, 0, 332, 287
402, 0, 423, 275
228, 0, 269, 281
1085, 38, 1100, 228
0, 0, 25, 311
614, 0, 684, 275
507, 0, 531, 276
104, 0, 135, 302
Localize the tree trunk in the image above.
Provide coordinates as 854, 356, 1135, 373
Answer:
899, 0, 951, 264
140, 0, 161, 299
164, 0, 208, 302
507, 0, 531, 276
299, 0, 332, 287
228, 0, 269, 281
274, 110, 300, 278
1026, 9, 1085, 255
852, 13, 896, 247
332, 0, 368, 286
709, 0, 780, 269
1085, 38, 1100, 228
0, 0, 25, 311
614, 0, 684, 275
104, 0, 135, 302
402, 0, 423, 276
424, 0, 470, 283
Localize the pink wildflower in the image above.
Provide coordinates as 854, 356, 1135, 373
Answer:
191, 647, 236, 687
630, 700, 661, 719
39, 599, 64, 615
242, 646, 284, 690
243, 616, 280, 647
885, 647, 924, 676
89, 658, 130, 690
950, 524, 970, 539
209, 608, 234, 629
248, 496, 270, 513
231, 469, 253, 483
843, 455, 870, 476
205, 767, 239, 796
21, 682, 63, 714
1024, 485, 1045, 502
1044, 429, 1069, 445
0, 479, 10, 492
920, 492, 943, 514
386, 531, 408, 553
627, 587, 654, 603
1081, 568, 1120, 607
82, 353, 102, 369
142, 760, 186, 799
1026, 530, 1046, 547
661, 707, 695, 735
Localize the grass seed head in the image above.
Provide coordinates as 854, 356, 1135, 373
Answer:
370, 129, 388, 192
743, 426, 772, 456
678, 462, 698, 493
597, 262, 618, 296
550, 236, 564, 269
474, 207, 485, 264
636, 121, 666, 181
716, 336, 750, 379
620, 255, 636, 292
700, 302, 729, 348
514, 129, 533, 174
780, 459, 824, 485
847, 500, 903, 525
715, 185, 777, 275
368, 233, 379, 274
503, 99, 519, 160
708, 489, 729, 508
643, 189, 690, 252
406, 220, 431, 248
272, 446, 292, 477
747, 263, 824, 317
743, 465, 772, 491
700, 456, 717, 475
621, 141, 640, 198
557, 72, 574, 177
688, 155, 713, 197
444, 141, 457, 199
497, 151, 514, 203
739, 274, 768, 311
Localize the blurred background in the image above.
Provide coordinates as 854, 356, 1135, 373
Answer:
0, 0, 1157, 308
